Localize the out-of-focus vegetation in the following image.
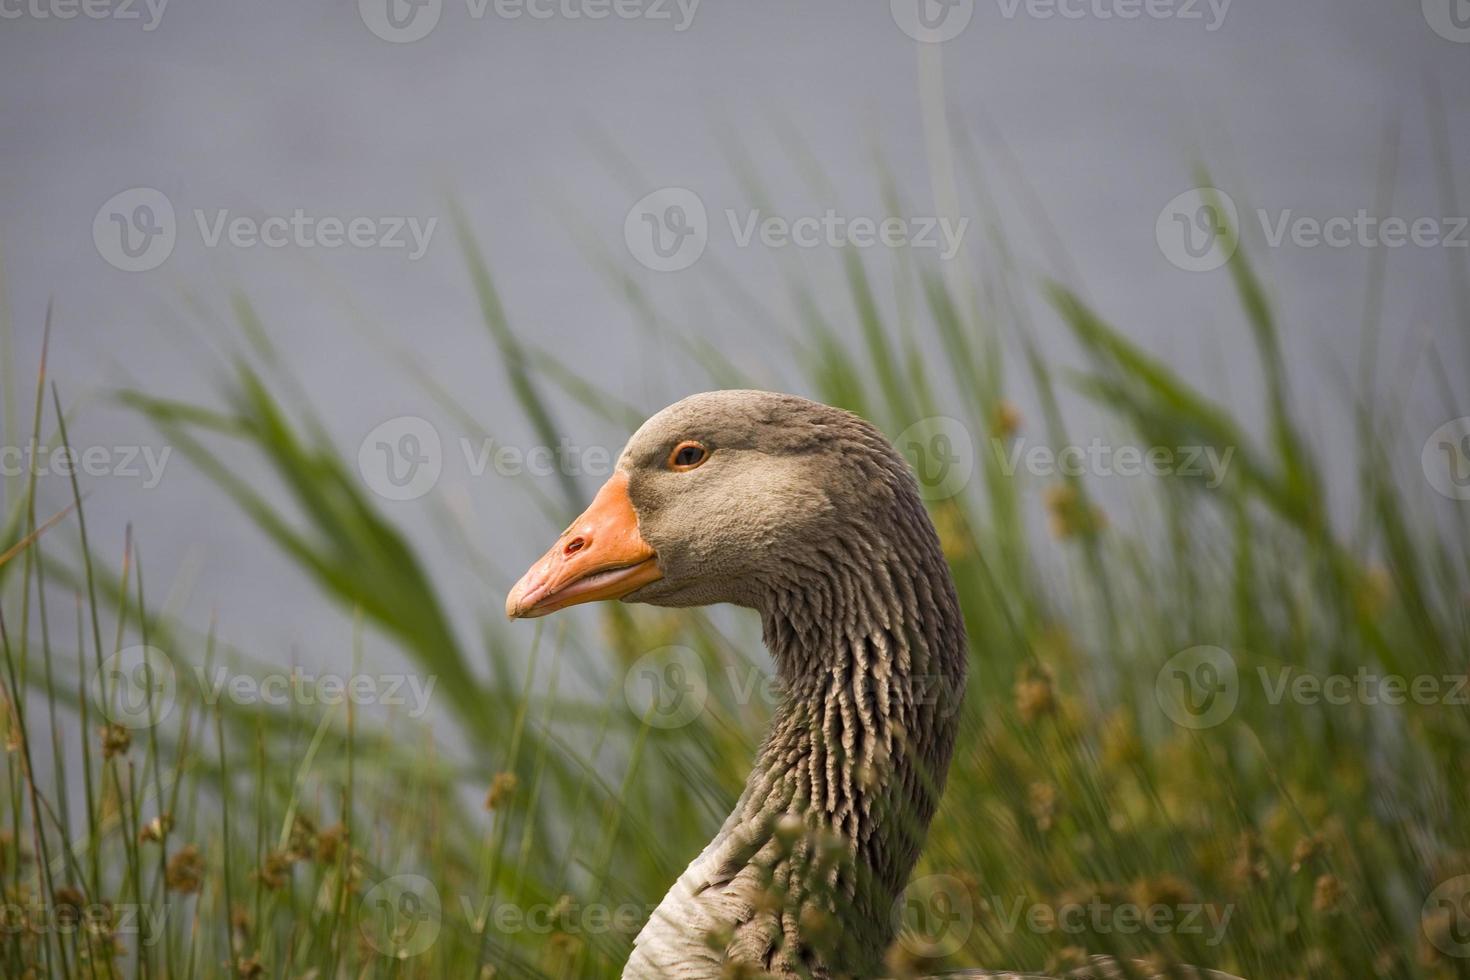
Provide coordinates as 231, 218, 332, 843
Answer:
1, 142, 1468, 980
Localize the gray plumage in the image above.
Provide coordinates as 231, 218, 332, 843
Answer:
569, 391, 1239, 980
617, 391, 964, 977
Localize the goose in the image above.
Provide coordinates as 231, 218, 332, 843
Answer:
507, 390, 1242, 980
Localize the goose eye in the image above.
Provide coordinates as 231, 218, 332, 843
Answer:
668, 441, 709, 471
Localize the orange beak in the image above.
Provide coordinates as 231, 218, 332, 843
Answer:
505, 472, 663, 619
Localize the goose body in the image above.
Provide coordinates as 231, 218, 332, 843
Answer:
508, 391, 1241, 980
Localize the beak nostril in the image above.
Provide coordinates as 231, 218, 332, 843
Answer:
564, 537, 587, 557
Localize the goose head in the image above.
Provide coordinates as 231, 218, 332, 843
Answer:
506, 389, 914, 619
505, 389, 967, 978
